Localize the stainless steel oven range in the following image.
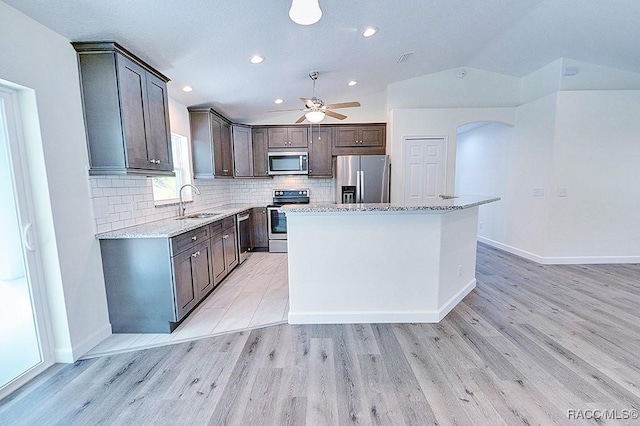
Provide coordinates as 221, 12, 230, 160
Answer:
267, 188, 310, 253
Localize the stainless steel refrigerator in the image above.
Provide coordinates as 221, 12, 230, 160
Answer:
335, 155, 390, 203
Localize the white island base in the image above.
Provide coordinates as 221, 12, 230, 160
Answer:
284, 197, 498, 324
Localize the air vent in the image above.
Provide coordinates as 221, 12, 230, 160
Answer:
397, 51, 415, 64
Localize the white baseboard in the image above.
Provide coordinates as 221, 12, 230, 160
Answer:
288, 279, 477, 324
477, 237, 546, 263
54, 323, 112, 363
288, 310, 441, 324
478, 236, 640, 264
437, 279, 476, 321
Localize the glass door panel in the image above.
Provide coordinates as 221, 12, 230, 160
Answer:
0, 88, 43, 392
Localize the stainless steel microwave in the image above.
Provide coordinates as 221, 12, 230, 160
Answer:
268, 151, 308, 175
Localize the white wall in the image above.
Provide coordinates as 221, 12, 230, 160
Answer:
388, 107, 516, 203
546, 90, 640, 260
388, 67, 521, 109
0, 2, 110, 361
455, 91, 640, 263
455, 123, 511, 241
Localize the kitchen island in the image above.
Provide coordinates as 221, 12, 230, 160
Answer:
281, 195, 499, 324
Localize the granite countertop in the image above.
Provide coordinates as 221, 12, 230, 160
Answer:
280, 195, 500, 213
96, 203, 258, 239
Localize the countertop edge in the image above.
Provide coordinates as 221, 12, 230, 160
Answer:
281, 196, 500, 213
96, 204, 259, 239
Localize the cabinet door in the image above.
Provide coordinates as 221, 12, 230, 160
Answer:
211, 232, 226, 284
223, 226, 239, 271
252, 128, 269, 177
360, 126, 385, 147
309, 127, 333, 177
220, 121, 234, 177
251, 207, 268, 248
193, 241, 214, 299
333, 127, 359, 148
212, 117, 225, 177
267, 128, 288, 148
232, 125, 253, 177
145, 73, 173, 171
288, 127, 309, 148
172, 249, 198, 321
116, 55, 150, 170
190, 111, 215, 178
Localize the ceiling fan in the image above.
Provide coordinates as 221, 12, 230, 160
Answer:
272, 71, 361, 124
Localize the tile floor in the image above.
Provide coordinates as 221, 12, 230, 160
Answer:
83, 252, 288, 358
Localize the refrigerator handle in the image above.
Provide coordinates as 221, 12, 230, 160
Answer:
360, 170, 365, 203
356, 169, 361, 203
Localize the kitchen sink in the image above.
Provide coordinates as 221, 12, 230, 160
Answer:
176, 212, 221, 220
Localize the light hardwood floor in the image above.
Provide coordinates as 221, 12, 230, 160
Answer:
84, 252, 289, 358
1, 244, 639, 425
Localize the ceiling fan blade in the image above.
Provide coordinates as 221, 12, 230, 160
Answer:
301, 97, 316, 108
295, 114, 307, 124
325, 101, 361, 109
267, 108, 304, 112
325, 110, 347, 120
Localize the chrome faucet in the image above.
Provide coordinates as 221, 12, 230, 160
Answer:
178, 184, 201, 217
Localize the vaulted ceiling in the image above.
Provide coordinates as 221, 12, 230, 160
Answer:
6, 0, 640, 122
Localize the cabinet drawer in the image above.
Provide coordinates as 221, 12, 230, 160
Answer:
209, 220, 224, 235
171, 226, 210, 255
222, 216, 236, 230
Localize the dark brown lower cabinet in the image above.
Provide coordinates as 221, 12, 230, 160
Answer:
251, 207, 268, 249
99, 218, 239, 334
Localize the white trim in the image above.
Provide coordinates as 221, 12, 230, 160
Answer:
478, 236, 640, 265
54, 323, 112, 363
288, 279, 476, 324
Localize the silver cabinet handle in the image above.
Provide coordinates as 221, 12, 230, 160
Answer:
191, 236, 197, 241
191, 251, 200, 258
360, 170, 365, 202
223, 169, 229, 173
223, 234, 229, 239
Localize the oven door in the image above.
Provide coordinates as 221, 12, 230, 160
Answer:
267, 207, 287, 240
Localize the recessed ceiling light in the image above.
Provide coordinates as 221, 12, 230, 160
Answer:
274, 98, 284, 104
182, 86, 193, 92
250, 55, 265, 64
362, 27, 378, 37
348, 80, 358, 86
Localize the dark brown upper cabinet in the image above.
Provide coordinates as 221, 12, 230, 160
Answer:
308, 126, 333, 178
251, 128, 270, 178
189, 108, 234, 178
332, 124, 386, 156
267, 126, 309, 149
232, 124, 253, 178
72, 42, 173, 176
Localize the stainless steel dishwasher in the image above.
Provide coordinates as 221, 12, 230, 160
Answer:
236, 211, 251, 264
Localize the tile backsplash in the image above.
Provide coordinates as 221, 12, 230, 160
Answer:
89, 175, 334, 234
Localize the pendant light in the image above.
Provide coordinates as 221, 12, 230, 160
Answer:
289, 0, 322, 26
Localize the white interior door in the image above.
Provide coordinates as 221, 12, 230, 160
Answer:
0, 85, 52, 399
403, 137, 446, 204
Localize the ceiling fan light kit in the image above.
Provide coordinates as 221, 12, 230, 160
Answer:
289, 0, 322, 25
305, 110, 325, 123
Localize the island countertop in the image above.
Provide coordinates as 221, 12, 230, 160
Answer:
95, 203, 258, 239
280, 195, 499, 213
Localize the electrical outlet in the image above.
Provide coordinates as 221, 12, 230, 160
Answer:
458, 265, 463, 276
533, 188, 545, 197
558, 187, 568, 197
